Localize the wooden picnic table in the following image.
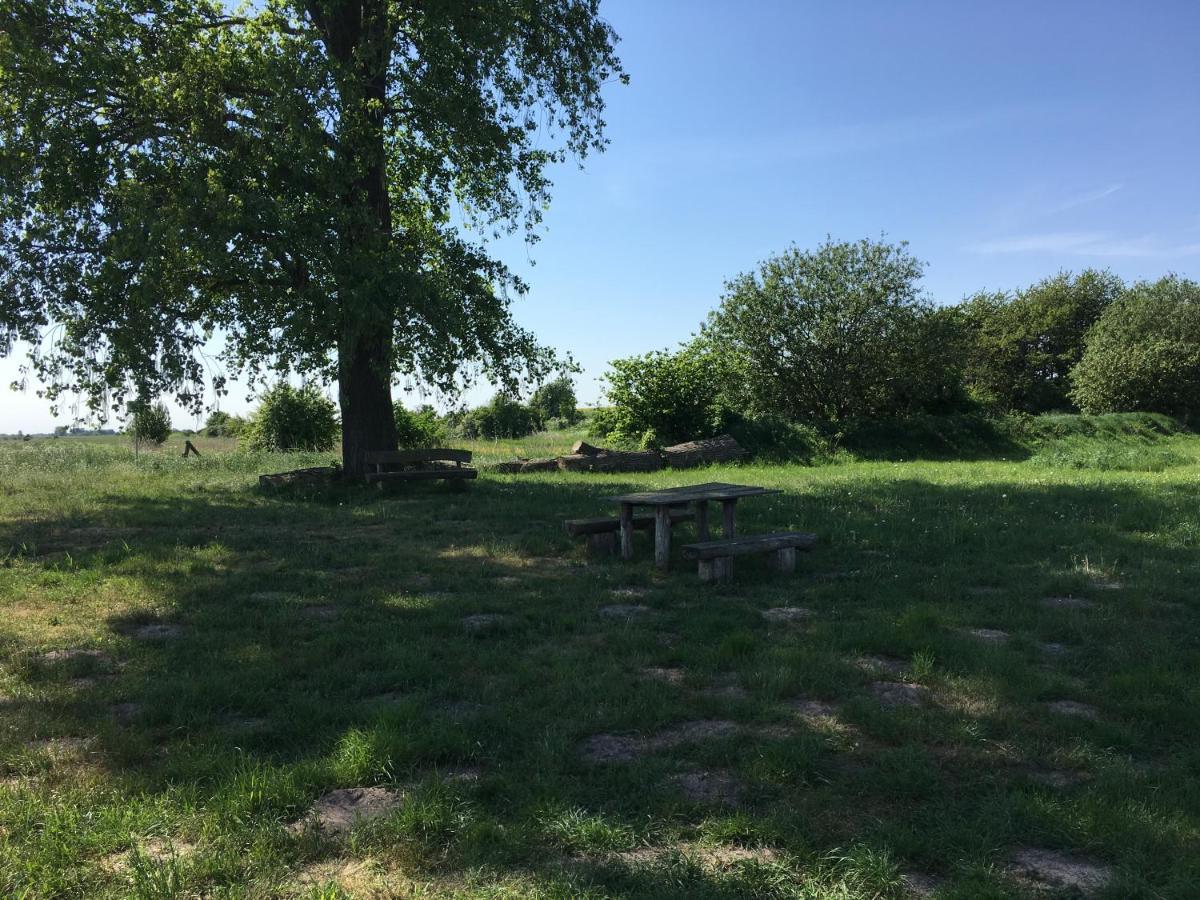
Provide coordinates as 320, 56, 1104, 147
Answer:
603, 482, 781, 571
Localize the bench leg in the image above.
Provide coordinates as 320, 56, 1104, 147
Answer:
695, 501, 709, 540
697, 556, 733, 583
619, 503, 635, 560
768, 547, 797, 574
586, 532, 617, 556
722, 499, 737, 537
654, 505, 672, 571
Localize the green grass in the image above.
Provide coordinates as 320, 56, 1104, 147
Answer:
2, 428, 1200, 897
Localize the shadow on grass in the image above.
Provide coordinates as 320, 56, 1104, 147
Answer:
3, 470, 1200, 895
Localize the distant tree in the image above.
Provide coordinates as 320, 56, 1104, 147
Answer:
0, 1, 624, 476
53, 425, 69, 436
1070, 276, 1200, 416
242, 383, 339, 452
393, 403, 448, 448
203, 410, 244, 438
958, 269, 1123, 412
529, 376, 581, 427
597, 341, 733, 447
456, 394, 538, 440
704, 238, 953, 422
129, 401, 172, 445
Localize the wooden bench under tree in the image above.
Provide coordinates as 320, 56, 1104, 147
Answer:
681, 531, 816, 582
364, 449, 478, 489
565, 509, 695, 554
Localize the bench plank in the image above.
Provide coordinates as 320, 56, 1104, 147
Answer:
564, 511, 694, 536
365, 468, 478, 483
365, 448, 473, 465
682, 531, 816, 560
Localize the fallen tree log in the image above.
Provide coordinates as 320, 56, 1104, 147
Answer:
490, 457, 560, 474
258, 466, 340, 489
557, 450, 663, 473
570, 440, 604, 456
662, 434, 747, 469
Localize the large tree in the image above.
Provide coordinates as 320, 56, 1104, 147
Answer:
0, 1, 623, 473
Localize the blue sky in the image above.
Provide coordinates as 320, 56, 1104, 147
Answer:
3, 0, 1198, 431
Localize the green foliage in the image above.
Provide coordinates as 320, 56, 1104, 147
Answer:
528, 377, 580, 427
596, 341, 733, 447
203, 411, 245, 438
958, 269, 1123, 412
242, 383, 340, 452
454, 394, 538, 440
0, 1, 623, 445
129, 401, 172, 446
705, 238, 961, 422
393, 403, 448, 448
1070, 276, 1200, 416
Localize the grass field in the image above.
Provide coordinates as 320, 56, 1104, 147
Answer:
2, 428, 1200, 898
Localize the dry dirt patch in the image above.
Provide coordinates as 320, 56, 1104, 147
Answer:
855, 655, 908, 676
670, 769, 743, 805
900, 871, 944, 897
461, 613, 510, 634
1046, 700, 1100, 720
598, 604, 652, 621
579, 719, 742, 764
289, 787, 404, 835
641, 666, 686, 685
761, 606, 815, 624
1008, 847, 1113, 894
578, 733, 644, 764
959, 627, 1009, 643
132, 623, 183, 641
41, 648, 112, 666
1042, 596, 1096, 610
871, 682, 926, 708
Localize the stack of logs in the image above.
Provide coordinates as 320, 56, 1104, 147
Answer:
491, 434, 747, 475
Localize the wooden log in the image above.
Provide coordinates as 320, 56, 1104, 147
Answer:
258, 466, 339, 490
570, 440, 604, 456
565, 511, 694, 536
557, 450, 663, 473
490, 457, 558, 474
662, 434, 747, 469
619, 503, 635, 560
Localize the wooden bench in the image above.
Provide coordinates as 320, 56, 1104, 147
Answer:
364, 449, 477, 490
681, 531, 816, 582
565, 509, 695, 554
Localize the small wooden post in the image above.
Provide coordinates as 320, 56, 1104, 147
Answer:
619, 503, 635, 560
698, 556, 733, 583
696, 501, 710, 541
722, 499, 737, 537
768, 547, 797, 574
654, 505, 672, 571
182, 440, 201, 458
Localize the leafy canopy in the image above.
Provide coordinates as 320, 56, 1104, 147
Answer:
0, 0, 624, 417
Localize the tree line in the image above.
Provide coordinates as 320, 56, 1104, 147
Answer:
590, 238, 1200, 448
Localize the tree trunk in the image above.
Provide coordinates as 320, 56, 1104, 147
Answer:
339, 325, 398, 478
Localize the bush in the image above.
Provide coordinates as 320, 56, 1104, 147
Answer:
242, 383, 340, 452
529, 377, 580, 427
203, 410, 245, 438
455, 394, 538, 439
704, 238, 960, 422
393, 403, 448, 447
1070, 276, 1200, 416
596, 341, 732, 447
957, 269, 1122, 413
129, 400, 172, 445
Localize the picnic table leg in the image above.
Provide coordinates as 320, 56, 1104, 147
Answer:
722, 499, 737, 537
696, 501, 710, 541
619, 503, 635, 560
654, 505, 672, 571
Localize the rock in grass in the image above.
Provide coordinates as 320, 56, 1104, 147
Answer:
289, 787, 404, 835
1008, 847, 1112, 894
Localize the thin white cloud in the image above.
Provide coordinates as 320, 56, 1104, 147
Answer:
1047, 183, 1123, 214
969, 232, 1200, 258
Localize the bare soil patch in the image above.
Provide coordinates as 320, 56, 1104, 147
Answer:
790, 698, 838, 721
959, 627, 1009, 643
670, 769, 743, 805
578, 733, 644, 764
598, 604, 651, 621
40, 648, 112, 666
856, 655, 908, 676
650, 719, 740, 749
132, 623, 183, 641
871, 681, 926, 708
900, 871, 944, 897
1046, 700, 1100, 720
300, 605, 339, 621
641, 666, 686, 685
761, 606, 815, 624
1042, 596, 1096, 610
289, 786, 404, 835
461, 613, 510, 633
1008, 847, 1113, 894
110, 702, 141, 724
580, 719, 741, 764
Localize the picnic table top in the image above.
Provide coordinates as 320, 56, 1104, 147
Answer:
603, 482, 781, 506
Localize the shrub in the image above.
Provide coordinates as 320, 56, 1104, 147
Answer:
529, 377, 580, 427
129, 400, 172, 445
456, 394, 538, 439
1070, 276, 1200, 416
597, 341, 733, 447
958, 269, 1123, 413
242, 383, 340, 452
704, 238, 959, 422
393, 403, 448, 447
203, 410, 245, 437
